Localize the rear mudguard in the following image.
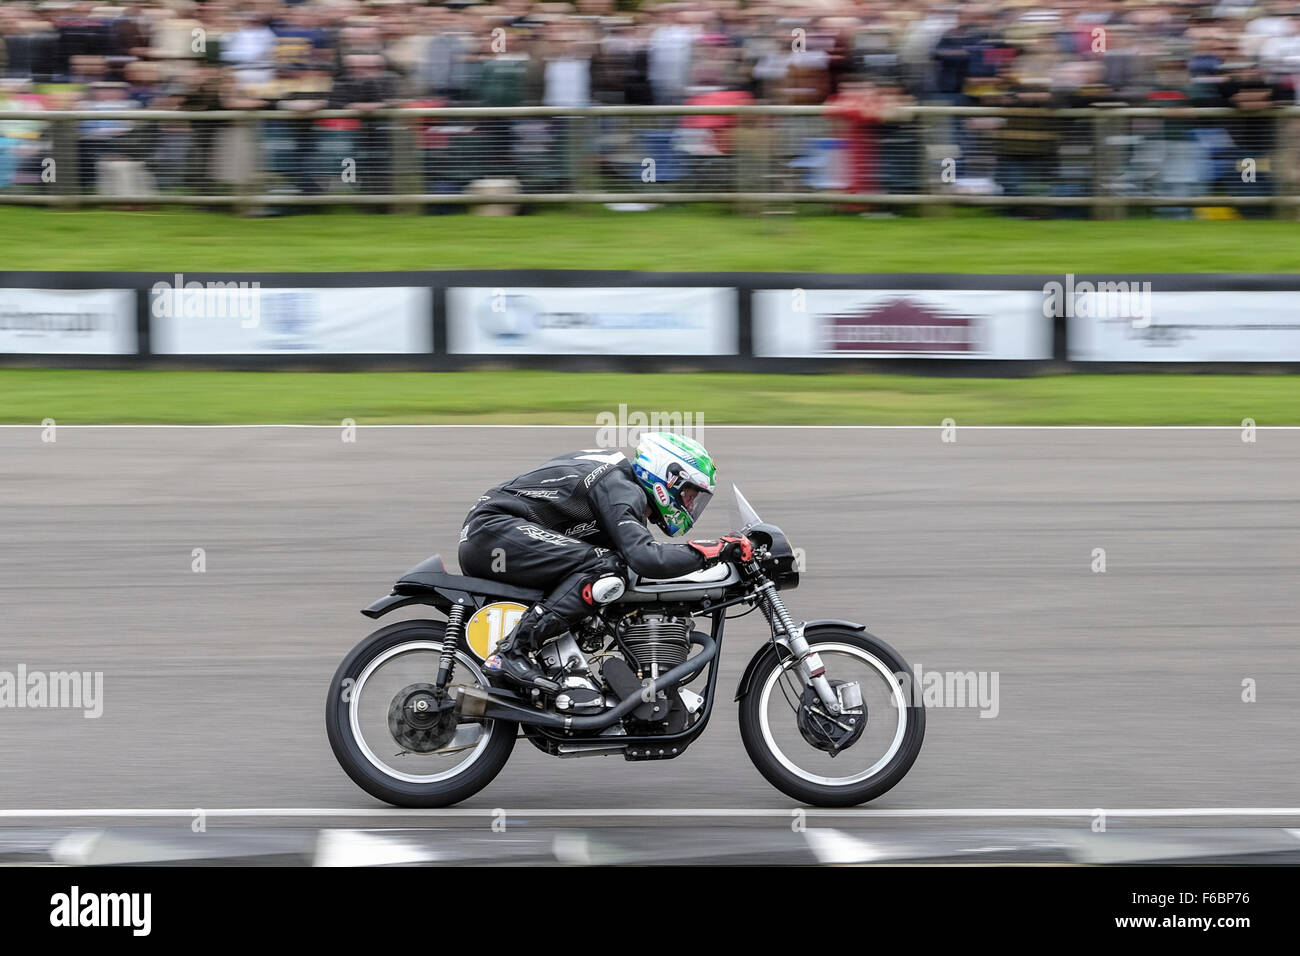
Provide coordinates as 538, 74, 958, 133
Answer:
362, 589, 471, 619
361, 593, 426, 619
734, 619, 866, 701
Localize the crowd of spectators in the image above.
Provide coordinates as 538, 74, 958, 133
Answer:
1, 0, 1298, 204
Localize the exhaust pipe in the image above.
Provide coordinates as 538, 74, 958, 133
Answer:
453, 685, 548, 724
453, 631, 718, 731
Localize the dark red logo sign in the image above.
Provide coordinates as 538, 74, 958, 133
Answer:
820, 298, 981, 353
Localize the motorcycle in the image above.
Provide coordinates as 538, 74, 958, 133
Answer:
326, 487, 925, 807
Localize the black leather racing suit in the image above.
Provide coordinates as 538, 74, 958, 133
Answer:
457, 450, 705, 643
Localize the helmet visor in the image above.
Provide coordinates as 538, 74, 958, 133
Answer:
678, 484, 713, 523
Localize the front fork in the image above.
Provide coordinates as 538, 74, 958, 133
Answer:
752, 576, 841, 715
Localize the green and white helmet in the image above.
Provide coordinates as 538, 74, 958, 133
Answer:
633, 432, 717, 536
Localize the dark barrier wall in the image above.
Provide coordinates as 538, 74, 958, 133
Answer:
3, 271, 1300, 372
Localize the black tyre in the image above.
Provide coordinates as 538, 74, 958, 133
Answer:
739, 628, 925, 807
325, 619, 516, 807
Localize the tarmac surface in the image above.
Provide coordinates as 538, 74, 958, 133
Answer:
1, 425, 1297, 853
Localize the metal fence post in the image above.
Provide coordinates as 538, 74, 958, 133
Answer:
568, 113, 596, 206
233, 113, 258, 216
755, 109, 794, 222
51, 116, 80, 208
1091, 111, 1119, 220
1275, 111, 1297, 221
920, 110, 949, 217
393, 114, 419, 214
735, 110, 757, 216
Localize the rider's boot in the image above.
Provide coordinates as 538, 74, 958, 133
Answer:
484, 604, 564, 692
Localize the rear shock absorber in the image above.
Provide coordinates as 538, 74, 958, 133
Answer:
435, 603, 468, 689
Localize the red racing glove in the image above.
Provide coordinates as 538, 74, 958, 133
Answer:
688, 533, 755, 566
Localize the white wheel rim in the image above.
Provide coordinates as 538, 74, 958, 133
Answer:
757, 641, 908, 787
348, 641, 493, 784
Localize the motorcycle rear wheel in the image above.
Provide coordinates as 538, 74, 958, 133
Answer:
326, 619, 516, 807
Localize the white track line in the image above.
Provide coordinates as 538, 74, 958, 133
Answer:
0, 424, 1298, 430
1, 807, 1299, 820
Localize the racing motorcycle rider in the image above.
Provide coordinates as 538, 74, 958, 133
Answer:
457, 432, 753, 690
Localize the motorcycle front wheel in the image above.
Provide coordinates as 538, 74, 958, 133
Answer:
739, 628, 925, 807
325, 619, 516, 807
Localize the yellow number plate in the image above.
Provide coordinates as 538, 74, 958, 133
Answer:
464, 602, 528, 660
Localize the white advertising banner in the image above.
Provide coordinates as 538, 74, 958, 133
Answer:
754, 289, 1051, 359
447, 286, 737, 354
1068, 291, 1300, 361
150, 286, 430, 354
0, 288, 135, 354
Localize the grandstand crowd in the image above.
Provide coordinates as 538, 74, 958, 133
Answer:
1, 0, 1297, 111
1, 1, 1297, 204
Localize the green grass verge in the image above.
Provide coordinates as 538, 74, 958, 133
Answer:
1, 369, 1295, 424
3, 210, 1296, 425
1, 206, 1298, 273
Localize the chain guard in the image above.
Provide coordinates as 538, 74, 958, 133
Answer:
388, 682, 457, 753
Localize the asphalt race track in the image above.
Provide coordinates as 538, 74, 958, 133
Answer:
1, 425, 1298, 853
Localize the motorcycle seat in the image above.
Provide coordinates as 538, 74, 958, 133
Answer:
394, 553, 545, 605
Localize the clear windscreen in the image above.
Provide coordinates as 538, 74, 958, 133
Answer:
732, 484, 762, 529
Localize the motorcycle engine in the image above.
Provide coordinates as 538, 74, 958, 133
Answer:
537, 635, 607, 714
619, 613, 692, 677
